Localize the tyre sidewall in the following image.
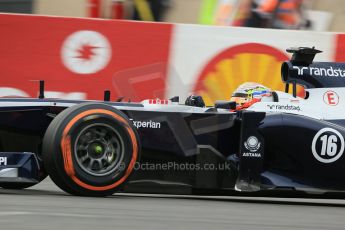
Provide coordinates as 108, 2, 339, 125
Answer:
43, 103, 139, 196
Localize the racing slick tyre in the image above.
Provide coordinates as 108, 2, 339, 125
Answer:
42, 103, 140, 196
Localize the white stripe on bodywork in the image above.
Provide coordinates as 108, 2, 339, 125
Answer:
0, 99, 231, 114
0, 168, 18, 177
248, 88, 345, 120
1, 87, 343, 120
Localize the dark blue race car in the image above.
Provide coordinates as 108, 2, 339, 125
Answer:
0, 47, 344, 197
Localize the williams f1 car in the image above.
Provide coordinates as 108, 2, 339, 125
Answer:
0, 47, 344, 196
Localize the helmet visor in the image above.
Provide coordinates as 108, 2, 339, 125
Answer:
230, 96, 248, 105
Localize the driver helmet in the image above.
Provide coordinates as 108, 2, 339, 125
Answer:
230, 82, 273, 110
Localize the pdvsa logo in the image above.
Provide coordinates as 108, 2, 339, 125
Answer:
312, 127, 344, 163
61, 30, 112, 74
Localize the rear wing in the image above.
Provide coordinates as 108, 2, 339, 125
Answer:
286, 46, 322, 65
281, 47, 345, 90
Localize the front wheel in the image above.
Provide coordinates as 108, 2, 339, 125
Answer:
42, 103, 140, 196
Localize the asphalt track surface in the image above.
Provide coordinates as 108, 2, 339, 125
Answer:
0, 178, 345, 230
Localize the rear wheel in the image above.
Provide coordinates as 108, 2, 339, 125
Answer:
42, 103, 139, 196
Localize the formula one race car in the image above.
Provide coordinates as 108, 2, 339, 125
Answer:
0, 47, 344, 197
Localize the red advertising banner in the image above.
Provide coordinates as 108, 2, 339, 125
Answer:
335, 34, 345, 62
0, 14, 343, 103
0, 14, 173, 101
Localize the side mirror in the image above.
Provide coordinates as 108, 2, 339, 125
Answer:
215, 101, 236, 110
185, 95, 205, 107
169, 96, 179, 103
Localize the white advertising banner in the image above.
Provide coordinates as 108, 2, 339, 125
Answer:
167, 24, 337, 105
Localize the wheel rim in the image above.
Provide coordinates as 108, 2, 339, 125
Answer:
74, 123, 124, 177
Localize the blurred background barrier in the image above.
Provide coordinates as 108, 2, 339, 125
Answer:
0, 0, 344, 103
167, 25, 344, 104
0, 0, 342, 31
0, 13, 172, 101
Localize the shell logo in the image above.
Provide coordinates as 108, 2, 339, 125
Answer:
194, 43, 291, 105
